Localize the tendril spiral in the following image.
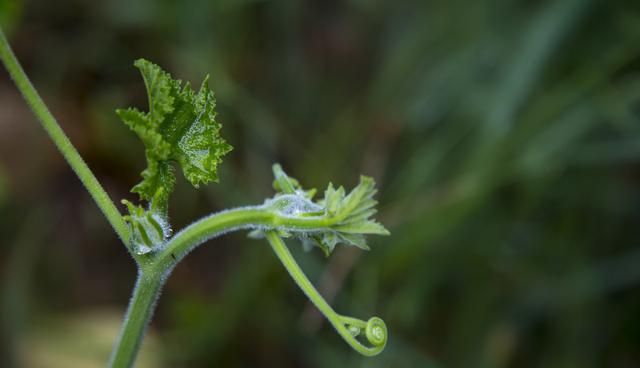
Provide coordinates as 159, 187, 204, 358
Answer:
338, 315, 388, 355
365, 317, 387, 347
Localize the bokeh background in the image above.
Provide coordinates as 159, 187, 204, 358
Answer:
1, 0, 640, 367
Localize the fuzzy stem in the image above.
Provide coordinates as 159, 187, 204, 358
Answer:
154, 206, 336, 270
0, 26, 130, 246
109, 205, 384, 364
108, 271, 164, 368
108, 206, 326, 365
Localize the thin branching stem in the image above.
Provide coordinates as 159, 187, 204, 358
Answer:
0, 23, 387, 367
107, 207, 318, 367
109, 205, 386, 366
154, 206, 334, 270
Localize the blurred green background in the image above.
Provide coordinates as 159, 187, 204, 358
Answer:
2, 0, 640, 367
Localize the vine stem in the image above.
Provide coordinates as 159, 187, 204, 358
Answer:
153, 206, 333, 271
107, 206, 297, 368
0, 23, 386, 365
0, 26, 130, 246
109, 206, 386, 367
108, 271, 163, 368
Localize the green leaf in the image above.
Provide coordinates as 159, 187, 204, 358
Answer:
117, 59, 232, 210
333, 221, 389, 235
268, 164, 389, 255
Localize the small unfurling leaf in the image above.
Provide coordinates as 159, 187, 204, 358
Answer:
122, 199, 172, 255
269, 165, 389, 255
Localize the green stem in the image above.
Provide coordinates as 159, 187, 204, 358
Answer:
109, 271, 163, 368
109, 206, 327, 365
0, 26, 130, 246
0, 20, 387, 366
154, 206, 335, 270
265, 231, 387, 356
110, 206, 386, 364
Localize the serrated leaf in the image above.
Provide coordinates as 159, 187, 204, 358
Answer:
268, 165, 389, 256
337, 176, 376, 221
342, 208, 378, 224
130, 159, 175, 213
333, 221, 390, 235
337, 233, 370, 250
323, 183, 344, 215
118, 59, 232, 209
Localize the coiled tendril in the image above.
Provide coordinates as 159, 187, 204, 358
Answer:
339, 315, 388, 355
262, 165, 389, 355
265, 231, 388, 356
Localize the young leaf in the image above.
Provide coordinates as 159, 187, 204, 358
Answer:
122, 200, 172, 255
268, 165, 389, 255
272, 163, 317, 199
117, 59, 232, 210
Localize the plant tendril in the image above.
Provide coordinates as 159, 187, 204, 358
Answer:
265, 230, 387, 356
